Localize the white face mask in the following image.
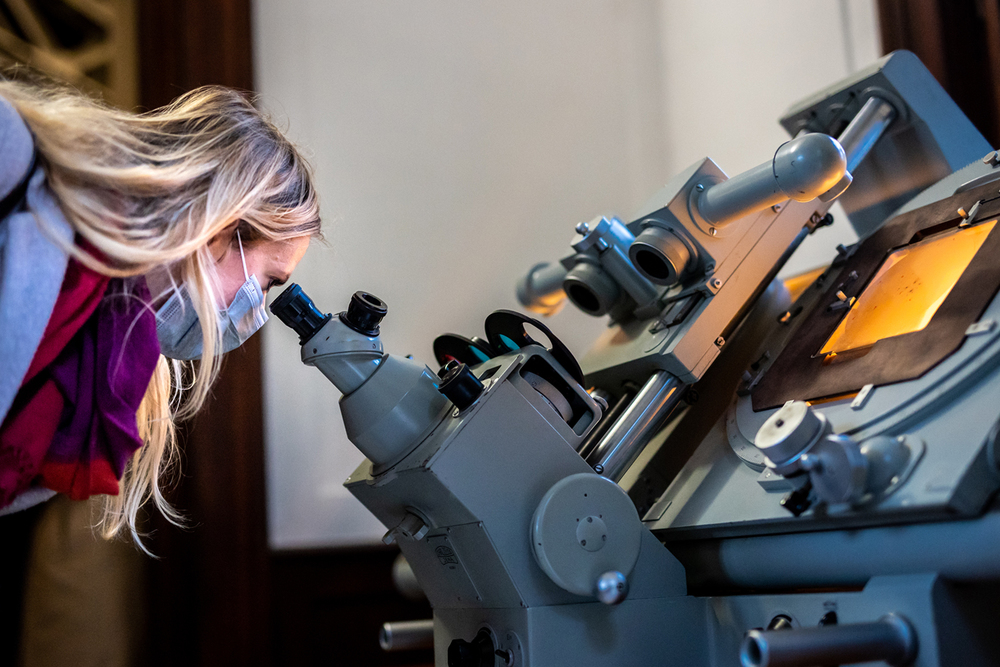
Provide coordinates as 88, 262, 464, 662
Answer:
155, 230, 269, 360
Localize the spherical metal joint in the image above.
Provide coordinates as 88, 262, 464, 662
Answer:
595, 570, 628, 605
772, 134, 847, 202
628, 226, 694, 286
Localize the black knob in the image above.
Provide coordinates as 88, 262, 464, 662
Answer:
269, 284, 332, 344
779, 478, 813, 517
448, 630, 495, 667
438, 362, 484, 411
340, 291, 387, 336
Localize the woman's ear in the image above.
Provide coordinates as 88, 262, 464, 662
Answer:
207, 221, 240, 261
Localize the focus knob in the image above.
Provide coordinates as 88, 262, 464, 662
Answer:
340, 291, 387, 336
447, 629, 495, 667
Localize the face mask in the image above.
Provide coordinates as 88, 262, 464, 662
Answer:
155, 230, 269, 360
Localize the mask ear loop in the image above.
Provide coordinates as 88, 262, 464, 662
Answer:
237, 228, 250, 281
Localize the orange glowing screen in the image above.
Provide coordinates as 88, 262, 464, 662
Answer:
820, 220, 996, 356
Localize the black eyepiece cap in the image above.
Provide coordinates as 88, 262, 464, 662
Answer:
438, 361, 484, 411
269, 283, 333, 344
340, 291, 387, 336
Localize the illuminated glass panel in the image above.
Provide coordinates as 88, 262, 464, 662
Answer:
820, 220, 996, 356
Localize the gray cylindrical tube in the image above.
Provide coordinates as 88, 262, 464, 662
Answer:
837, 96, 897, 174
698, 134, 847, 227
586, 371, 685, 481
668, 512, 1000, 592
740, 614, 917, 667
379, 619, 435, 652
517, 262, 569, 316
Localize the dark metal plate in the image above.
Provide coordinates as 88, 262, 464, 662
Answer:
483, 310, 585, 385
752, 180, 1000, 410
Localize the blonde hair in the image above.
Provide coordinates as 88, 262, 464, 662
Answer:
0, 78, 321, 551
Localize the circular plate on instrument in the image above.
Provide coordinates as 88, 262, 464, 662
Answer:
483, 310, 584, 385
433, 334, 496, 367
531, 473, 642, 597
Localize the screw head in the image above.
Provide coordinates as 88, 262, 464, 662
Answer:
695, 183, 705, 192
983, 150, 1000, 167
593, 464, 604, 474
715, 336, 725, 347
575, 222, 590, 235
709, 227, 717, 236
711, 278, 723, 289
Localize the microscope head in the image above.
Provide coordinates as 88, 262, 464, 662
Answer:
271, 285, 448, 471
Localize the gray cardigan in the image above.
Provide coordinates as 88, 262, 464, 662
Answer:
0, 95, 75, 514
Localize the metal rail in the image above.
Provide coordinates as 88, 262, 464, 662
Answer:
586, 371, 686, 481
838, 96, 897, 173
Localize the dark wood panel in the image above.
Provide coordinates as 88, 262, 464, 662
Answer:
271, 548, 434, 667
878, 0, 1000, 147
136, 1, 270, 665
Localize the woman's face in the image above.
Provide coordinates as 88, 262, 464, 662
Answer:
210, 230, 310, 306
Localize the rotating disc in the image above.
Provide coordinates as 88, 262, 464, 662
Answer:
483, 310, 584, 385
433, 334, 496, 367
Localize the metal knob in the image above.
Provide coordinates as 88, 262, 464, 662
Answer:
755, 401, 828, 468
595, 570, 629, 605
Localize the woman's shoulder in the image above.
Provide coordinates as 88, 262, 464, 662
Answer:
0, 93, 35, 203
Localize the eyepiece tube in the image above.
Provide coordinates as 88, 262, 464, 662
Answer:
517, 262, 569, 316
740, 614, 917, 667
563, 261, 621, 317
269, 283, 333, 343
629, 226, 694, 286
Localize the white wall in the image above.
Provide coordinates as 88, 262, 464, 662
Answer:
255, 0, 880, 549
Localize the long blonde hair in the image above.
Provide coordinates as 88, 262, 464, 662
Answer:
0, 78, 321, 550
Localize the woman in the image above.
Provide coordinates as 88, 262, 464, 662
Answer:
0, 78, 321, 550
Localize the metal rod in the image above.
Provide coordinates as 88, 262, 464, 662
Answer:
667, 511, 1000, 593
740, 614, 917, 667
577, 387, 637, 458
837, 96, 897, 174
379, 619, 435, 652
586, 371, 686, 481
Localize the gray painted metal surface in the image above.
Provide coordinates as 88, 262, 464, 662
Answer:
275, 51, 1000, 666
